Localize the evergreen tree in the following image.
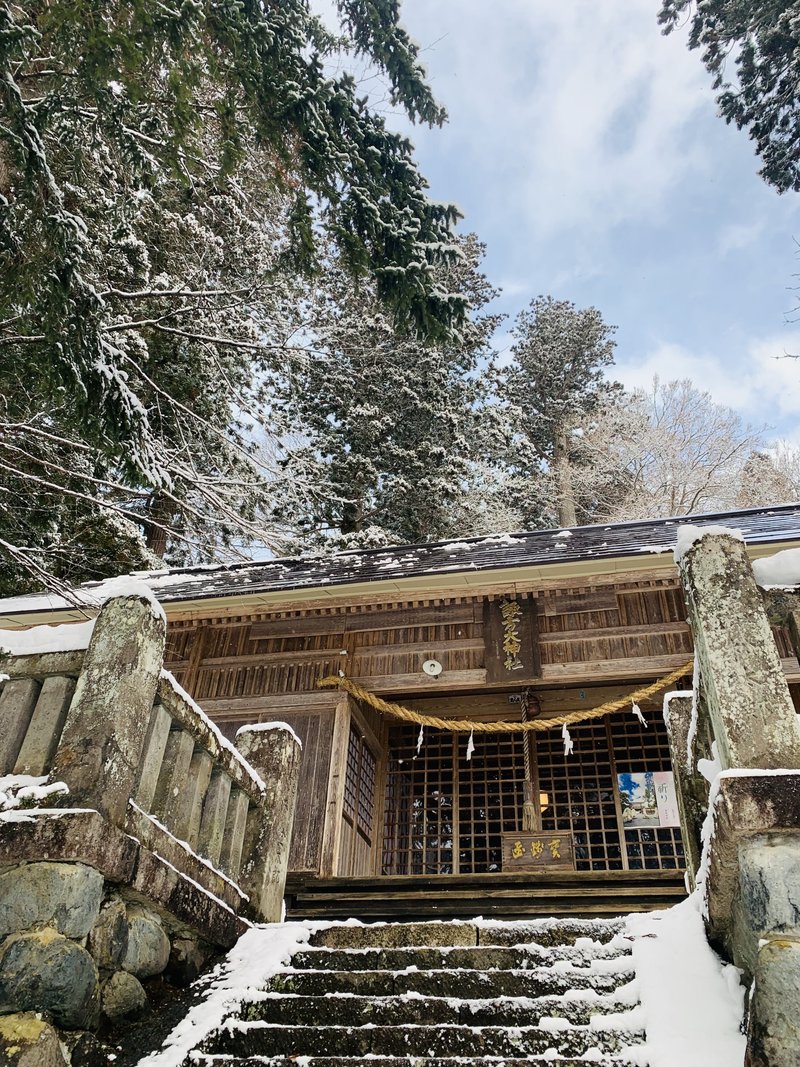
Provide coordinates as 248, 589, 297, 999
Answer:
499, 296, 620, 528
273, 235, 503, 551
0, 1, 464, 591
659, 1, 800, 192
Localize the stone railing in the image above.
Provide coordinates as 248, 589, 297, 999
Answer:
0, 591, 301, 1037
666, 531, 800, 1067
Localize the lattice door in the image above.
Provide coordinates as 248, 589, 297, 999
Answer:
536, 720, 623, 871
381, 725, 526, 875
535, 713, 685, 871
608, 715, 685, 870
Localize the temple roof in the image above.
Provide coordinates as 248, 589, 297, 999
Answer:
4, 503, 799, 624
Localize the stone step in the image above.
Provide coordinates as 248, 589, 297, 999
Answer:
289, 942, 630, 973
308, 919, 624, 950
204, 1021, 646, 1060
192, 1056, 643, 1067
241, 991, 633, 1028
266, 965, 634, 999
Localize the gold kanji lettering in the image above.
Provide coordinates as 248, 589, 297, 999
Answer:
549, 838, 561, 860
530, 840, 544, 858
511, 840, 524, 859
500, 599, 524, 671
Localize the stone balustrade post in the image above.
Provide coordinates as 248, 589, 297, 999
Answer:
677, 533, 800, 771
51, 594, 165, 826
235, 725, 302, 923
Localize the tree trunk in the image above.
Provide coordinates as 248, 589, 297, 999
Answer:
144, 492, 174, 559
553, 427, 577, 527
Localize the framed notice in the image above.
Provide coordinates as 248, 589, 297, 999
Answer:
617, 771, 680, 828
501, 831, 575, 871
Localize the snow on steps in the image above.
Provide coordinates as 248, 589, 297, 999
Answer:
187, 917, 645, 1067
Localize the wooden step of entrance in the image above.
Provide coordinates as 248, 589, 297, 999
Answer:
285, 869, 686, 922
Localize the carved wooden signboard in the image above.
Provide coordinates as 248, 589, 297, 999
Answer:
500, 831, 575, 871
483, 597, 540, 684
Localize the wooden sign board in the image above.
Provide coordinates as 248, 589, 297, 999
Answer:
501, 831, 575, 871
483, 598, 541, 684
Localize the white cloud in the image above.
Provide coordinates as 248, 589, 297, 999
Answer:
404, 0, 714, 236
614, 332, 800, 431
716, 219, 766, 256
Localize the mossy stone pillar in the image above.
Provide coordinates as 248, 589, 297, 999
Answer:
236, 725, 302, 923
678, 533, 800, 771
51, 594, 165, 825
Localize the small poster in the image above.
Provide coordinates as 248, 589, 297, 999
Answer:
617, 771, 680, 828
653, 771, 681, 827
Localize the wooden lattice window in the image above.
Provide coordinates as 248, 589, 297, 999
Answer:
381, 726, 526, 875
536, 720, 623, 872
344, 726, 376, 840
608, 715, 685, 870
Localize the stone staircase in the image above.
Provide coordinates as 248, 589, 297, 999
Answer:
190, 918, 648, 1066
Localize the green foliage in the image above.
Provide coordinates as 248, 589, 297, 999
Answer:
0, 0, 469, 591
498, 296, 620, 528
0, 0, 461, 479
659, 0, 800, 192
273, 235, 502, 551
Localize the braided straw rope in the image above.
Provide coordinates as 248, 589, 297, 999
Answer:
317, 659, 694, 734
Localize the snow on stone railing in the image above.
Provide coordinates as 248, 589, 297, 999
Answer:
0, 591, 302, 938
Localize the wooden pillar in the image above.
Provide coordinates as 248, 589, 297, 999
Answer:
319, 698, 351, 877
678, 533, 800, 771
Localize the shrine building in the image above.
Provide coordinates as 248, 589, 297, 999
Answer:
3, 504, 800, 920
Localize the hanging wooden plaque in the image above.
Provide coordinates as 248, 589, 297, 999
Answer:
483, 597, 540, 684
501, 831, 575, 871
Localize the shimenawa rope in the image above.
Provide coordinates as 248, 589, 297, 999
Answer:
316, 659, 693, 734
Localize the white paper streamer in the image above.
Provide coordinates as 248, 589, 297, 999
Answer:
632, 701, 648, 727
466, 729, 475, 761
562, 723, 574, 756
415, 724, 424, 756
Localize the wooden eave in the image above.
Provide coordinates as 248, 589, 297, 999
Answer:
2, 538, 799, 629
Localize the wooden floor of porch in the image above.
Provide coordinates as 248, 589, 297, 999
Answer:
285, 868, 687, 922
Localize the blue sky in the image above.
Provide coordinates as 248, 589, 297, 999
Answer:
382, 1, 800, 444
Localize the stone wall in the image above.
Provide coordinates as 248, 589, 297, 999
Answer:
0, 591, 302, 1064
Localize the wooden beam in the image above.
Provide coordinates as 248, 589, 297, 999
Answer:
539, 654, 692, 684
539, 621, 690, 643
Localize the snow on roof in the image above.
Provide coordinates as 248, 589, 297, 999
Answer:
2, 504, 800, 617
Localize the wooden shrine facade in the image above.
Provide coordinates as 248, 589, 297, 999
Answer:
158, 562, 800, 884
5, 505, 800, 894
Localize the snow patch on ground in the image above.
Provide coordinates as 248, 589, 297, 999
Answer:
626, 895, 746, 1067
752, 546, 800, 589
673, 524, 743, 563
136, 922, 315, 1067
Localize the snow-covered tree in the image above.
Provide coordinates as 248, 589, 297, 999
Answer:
659, 0, 800, 193
593, 378, 769, 521
499, 297, 620, 528
0, 1, 464, 591
273, 235, 503, 551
